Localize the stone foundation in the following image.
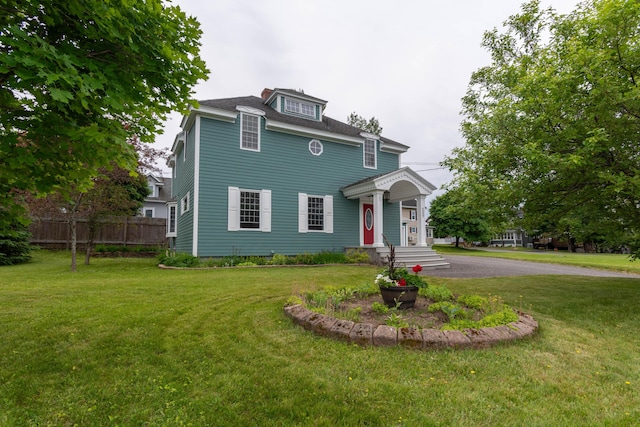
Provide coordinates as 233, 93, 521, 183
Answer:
283, 304, 538, 350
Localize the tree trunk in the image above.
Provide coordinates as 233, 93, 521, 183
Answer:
70, 217, 77, 272
455, 236, 460, 248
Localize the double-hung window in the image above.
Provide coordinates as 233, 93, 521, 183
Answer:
298, 193, 333, 233
241, 113, 260, 151
364, 139, 377, 168
228, 187, 271, 232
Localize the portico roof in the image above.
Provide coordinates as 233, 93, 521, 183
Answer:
340, 167, 436, 202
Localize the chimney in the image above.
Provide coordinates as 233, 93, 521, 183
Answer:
261, 88, 273, 101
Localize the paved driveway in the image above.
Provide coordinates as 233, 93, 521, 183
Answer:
425, 254, 640, 279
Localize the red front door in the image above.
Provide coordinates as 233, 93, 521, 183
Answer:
363, 203, 374, 245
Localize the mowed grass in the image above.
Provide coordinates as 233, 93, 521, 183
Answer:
434, 244, 640, 274
0, 251, 639, 426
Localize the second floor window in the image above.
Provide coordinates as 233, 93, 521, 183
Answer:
241, 113, 260, 151
364, 139, 376, 168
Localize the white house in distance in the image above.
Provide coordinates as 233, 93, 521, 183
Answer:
140, 175, 172, 219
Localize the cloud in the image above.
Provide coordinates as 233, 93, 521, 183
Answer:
156, 0, 582, 210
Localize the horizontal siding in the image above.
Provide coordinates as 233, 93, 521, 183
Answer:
188, 116, 403, 257
174, 124, 196, 253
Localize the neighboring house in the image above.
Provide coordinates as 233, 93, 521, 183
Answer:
140, 175, 172, 219
490, 229, 532, 247
401, 200, 419, 246
168, 87, 446, 267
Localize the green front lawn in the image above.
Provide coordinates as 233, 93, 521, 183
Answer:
434, 244, 640, 274
1, 251, 639, 426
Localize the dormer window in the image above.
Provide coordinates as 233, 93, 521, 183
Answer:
285, 98, 316, 118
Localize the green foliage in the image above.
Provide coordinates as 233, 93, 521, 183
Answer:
457, 294, 487, 310
371, 301, 390, 314
419, 284, 454, 302
157, 252, 199, 268
270, 254, 289, 265
0, 0, 209, 227
385, 312, 408, 328
347, 112, 383, 135
445, 0, 640, 254
344, 248, 370, 264
428, 187, 491, 247
0, 219, 33, 266
94, 245, 158, 253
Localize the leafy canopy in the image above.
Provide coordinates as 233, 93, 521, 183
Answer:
444, 0, 640, 254
0, 0, 209, 218
347, 112, 383, 135
428, 188, 491, 247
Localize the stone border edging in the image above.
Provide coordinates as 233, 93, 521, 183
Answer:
283, 304, 538, 350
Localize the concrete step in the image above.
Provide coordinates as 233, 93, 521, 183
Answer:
376, 246, 450, 270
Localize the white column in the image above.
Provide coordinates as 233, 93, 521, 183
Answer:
416, 195, 427, 247
373, 190, 384, 247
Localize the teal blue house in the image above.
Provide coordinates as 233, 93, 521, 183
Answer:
167, 88, 444, 265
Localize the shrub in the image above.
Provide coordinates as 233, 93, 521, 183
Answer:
0, 219, 33, 266
158, 252, 199, 267
271, 254, 289, 265
345, 249, 370, 264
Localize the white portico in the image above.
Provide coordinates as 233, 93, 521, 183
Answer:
340, 167, 436, 247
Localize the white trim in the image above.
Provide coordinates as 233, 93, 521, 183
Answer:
359, 131, 380, 140
192, 116, 201, 256
180, 105, 237, 130
142, 207, 155, 218
236, 105, 266, 116
309, 139, 323, 156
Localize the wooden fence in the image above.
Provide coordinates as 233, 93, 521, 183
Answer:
29, 217, 167, 250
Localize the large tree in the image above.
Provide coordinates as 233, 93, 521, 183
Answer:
428, 188, 491, 248
444, 0, 640, 256
0, 0, 208, 226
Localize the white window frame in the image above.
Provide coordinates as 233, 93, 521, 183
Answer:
180, 192, 190, 215
309, 139, 323, 156
410, 210, 416, 220
298, 193, 333, 234
285, 98, 315, 118
143, 207, 155, 218
364, 139, 377, 169
166, 203, 177, 237
227, 187, 271, 232
240, 113, 260, 151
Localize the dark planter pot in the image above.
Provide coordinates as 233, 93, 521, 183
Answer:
379, 285, 419, 309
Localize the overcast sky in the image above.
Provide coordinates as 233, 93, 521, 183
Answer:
156, 0, 581, 211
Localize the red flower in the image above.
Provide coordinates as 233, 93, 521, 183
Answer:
412, 264, 423, 274
398, 278, 407, 286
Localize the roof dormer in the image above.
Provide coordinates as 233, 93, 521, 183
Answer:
261, 88, 326, 122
